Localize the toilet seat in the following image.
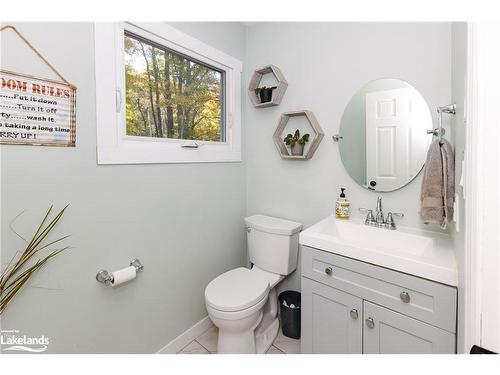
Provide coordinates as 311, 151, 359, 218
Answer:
205, 267, 270, 312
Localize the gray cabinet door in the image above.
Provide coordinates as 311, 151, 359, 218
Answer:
301, 277, 362, 354
363, 301, 456, 354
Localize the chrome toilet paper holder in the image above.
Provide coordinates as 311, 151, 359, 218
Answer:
96, 258, 144, 285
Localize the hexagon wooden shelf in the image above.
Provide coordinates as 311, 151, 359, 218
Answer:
273, 110, 324, 160
248, 64, 288, 108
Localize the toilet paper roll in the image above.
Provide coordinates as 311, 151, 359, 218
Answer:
111, 266, 137, 287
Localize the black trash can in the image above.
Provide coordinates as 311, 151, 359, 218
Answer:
278, 290, 301, 339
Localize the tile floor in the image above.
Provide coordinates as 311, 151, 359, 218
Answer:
178, 325, 300, 354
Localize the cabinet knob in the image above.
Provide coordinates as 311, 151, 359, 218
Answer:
365, 317, 375, 329
400, 291, 411, 303
350, 309, 359, 320
324, 267, 333, 275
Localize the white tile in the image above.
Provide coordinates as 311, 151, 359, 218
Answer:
178, 340, 210, 354
265, 345, 285, 354
273, 330, 300, 354
196, 326, 218, 353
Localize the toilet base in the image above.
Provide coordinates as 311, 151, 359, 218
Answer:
254, 288, 280, 354
216, 311, 263, 354
255, 317, 280, 354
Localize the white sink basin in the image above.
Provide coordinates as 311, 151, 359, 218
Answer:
299, 215, 457, 286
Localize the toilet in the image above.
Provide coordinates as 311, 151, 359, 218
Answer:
204, 214, 302, 354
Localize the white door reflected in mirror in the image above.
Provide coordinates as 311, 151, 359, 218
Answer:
339, 79, 432, 192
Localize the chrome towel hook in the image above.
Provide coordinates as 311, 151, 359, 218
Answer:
439, 103, 457, 115
427, 103, 456, 142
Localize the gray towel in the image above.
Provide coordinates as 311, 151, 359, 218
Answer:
420, 139, 455, 229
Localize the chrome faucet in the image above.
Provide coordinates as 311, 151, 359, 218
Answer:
375, 197, 384, 225
359, 197, 404, 230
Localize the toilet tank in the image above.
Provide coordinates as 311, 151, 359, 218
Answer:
245, 215, 303, 275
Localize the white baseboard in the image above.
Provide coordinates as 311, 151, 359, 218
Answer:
157, 316, 213, 354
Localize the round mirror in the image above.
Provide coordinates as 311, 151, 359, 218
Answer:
338, 79, 432, 192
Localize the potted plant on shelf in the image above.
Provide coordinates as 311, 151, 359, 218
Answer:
284, 129, 310, 156
255, 86, 277, 103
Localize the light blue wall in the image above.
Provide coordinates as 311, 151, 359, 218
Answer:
244, 22, 453, 292
0, 22, 247, 353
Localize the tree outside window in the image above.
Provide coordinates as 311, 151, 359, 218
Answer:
124, 33, 225, 142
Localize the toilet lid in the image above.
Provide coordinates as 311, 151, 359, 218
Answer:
205, 267, 270, 312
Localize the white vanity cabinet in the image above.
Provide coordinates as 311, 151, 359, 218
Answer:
301, 246, 457, 354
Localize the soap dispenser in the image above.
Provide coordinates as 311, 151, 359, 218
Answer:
335, 188, 350, 219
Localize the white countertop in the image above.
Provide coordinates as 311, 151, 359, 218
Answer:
299, 215, 458, 286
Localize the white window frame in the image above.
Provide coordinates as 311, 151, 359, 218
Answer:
94, 22, 242, 164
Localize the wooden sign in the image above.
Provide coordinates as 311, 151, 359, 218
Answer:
0, 70, 76, 146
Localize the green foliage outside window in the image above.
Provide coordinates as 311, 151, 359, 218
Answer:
124, 34, 224, 142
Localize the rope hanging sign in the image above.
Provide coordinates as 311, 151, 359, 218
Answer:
0, 25, 77, 147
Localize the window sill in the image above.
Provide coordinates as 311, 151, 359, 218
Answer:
97, 145, 241, 165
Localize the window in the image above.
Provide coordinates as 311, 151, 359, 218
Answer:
95, 23, 242, 164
